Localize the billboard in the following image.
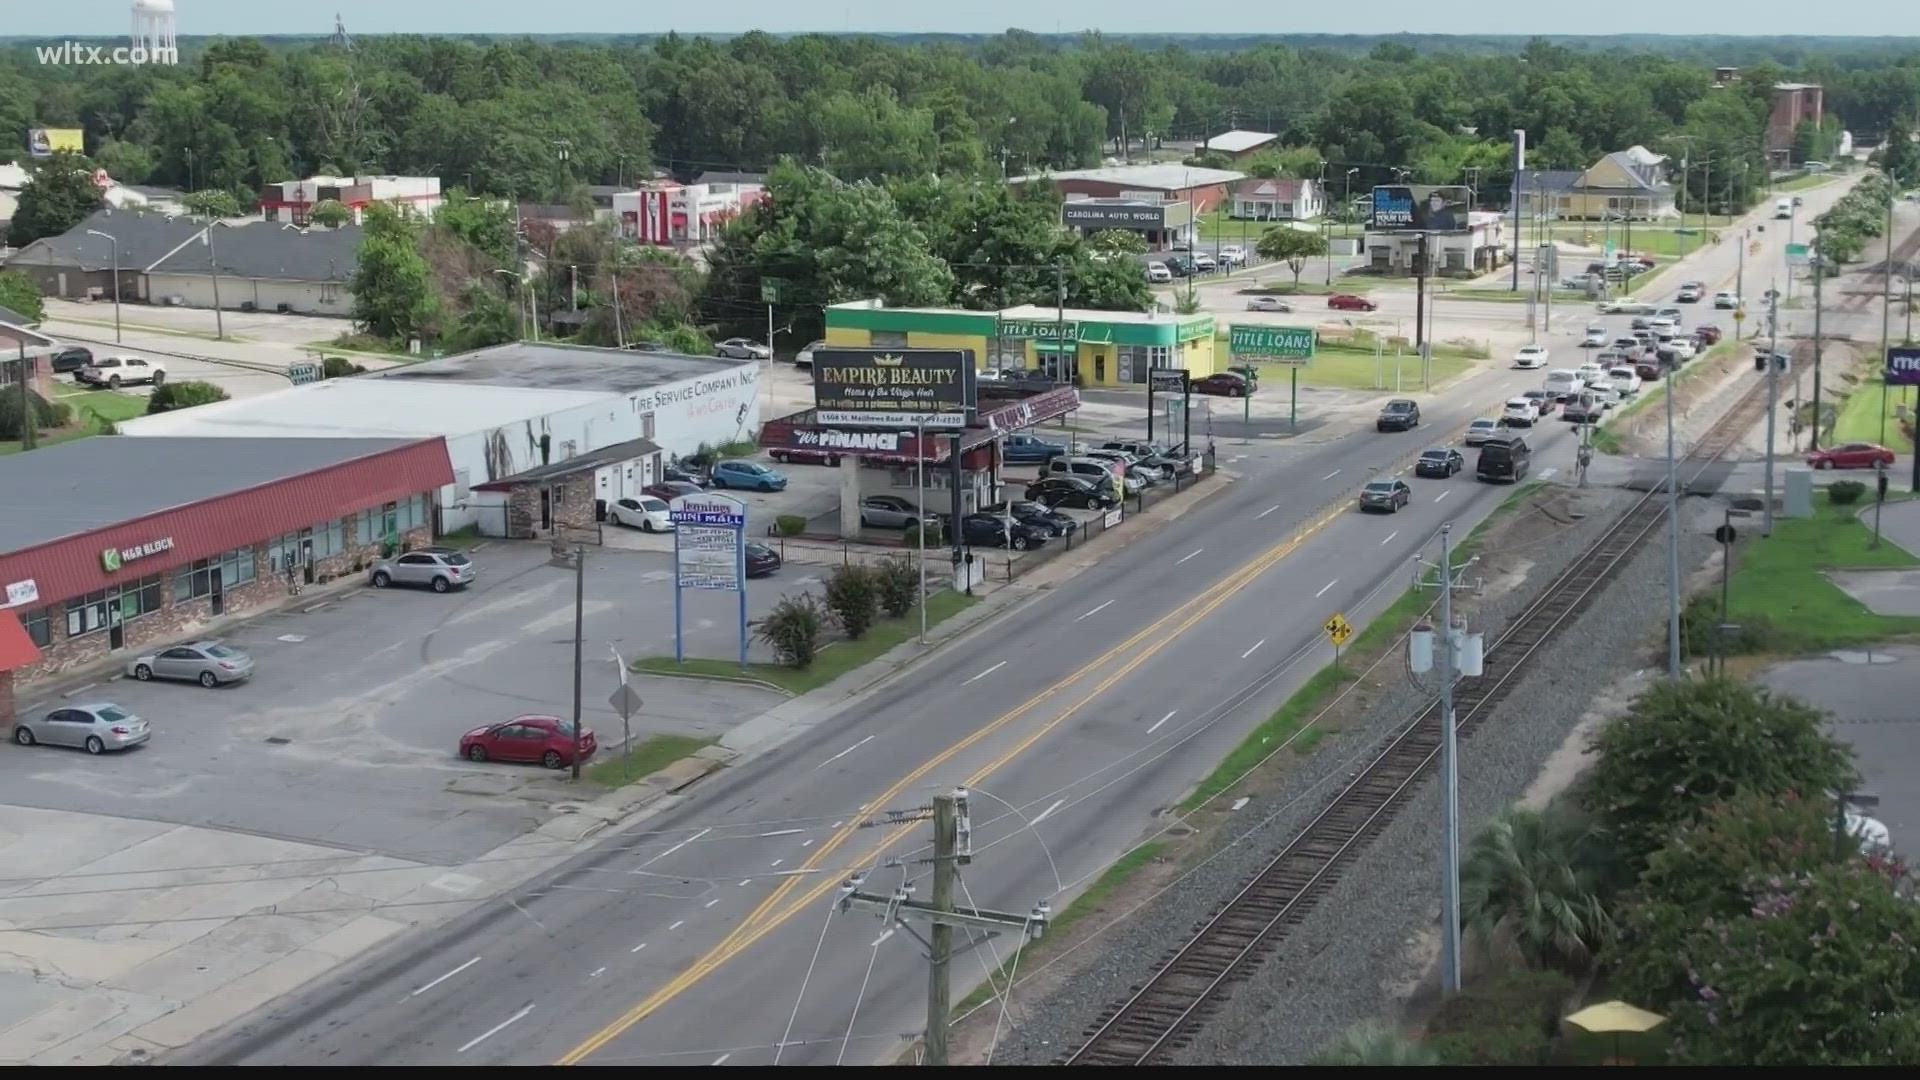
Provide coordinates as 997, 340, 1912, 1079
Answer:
1228, 325, 1317, 363
1369, 185, 1474, 233
1886, 346, 1920, 387
28, 128, 84, 158
1062, 201, 1168, 230
811, 348, 974, 428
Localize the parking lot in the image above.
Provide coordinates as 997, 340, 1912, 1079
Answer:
3, 544, 792, 865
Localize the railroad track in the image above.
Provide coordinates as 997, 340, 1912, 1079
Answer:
1060, 374, 1778, 1068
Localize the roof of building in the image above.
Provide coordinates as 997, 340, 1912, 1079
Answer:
1205, 130, 1280, 154
117, 380, 618, 440
473, 435, 663, 490
1775, 82, 1820, 91
0, 304, 32, 326
1011, 163, 1246, 191
1520, 170, 1585, 196
1232, 177, 1315, 199
147, 221, 361, 282
694, 171, 767, 187
995, 303, 1184, 326
1592, 150, 1672, 194
3, 208, 206, 273
371, 341, 750, 395
0, 436, 423, 554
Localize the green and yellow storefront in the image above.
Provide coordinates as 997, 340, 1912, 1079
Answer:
824, 301, 1222, 388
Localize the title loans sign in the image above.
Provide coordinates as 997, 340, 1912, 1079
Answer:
812, 348, 974, 428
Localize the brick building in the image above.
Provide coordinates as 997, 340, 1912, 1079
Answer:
1768, 83, 1825, 166
1010, 163, 1246, 216
0, 436, 453, 711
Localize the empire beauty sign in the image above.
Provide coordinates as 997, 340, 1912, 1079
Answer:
811, 348, 975, 428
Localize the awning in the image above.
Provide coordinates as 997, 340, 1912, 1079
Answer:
0, 612, 42, 672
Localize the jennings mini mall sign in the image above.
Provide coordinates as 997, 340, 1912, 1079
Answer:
811, 348, 975, 428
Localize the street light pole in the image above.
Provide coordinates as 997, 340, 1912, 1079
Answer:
205, 222, 227, 341
1666, 360, 1681, 678
1764, 283, 1781, 536
84, 230, 121, 343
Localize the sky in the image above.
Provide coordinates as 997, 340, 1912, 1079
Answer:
12, 0, 1920, 38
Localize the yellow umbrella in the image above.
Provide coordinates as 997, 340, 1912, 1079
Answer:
1566, 1001, 1666, 1065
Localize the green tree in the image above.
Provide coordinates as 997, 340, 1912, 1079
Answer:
432, 191, 517, 266
308, 199, 353, 229
823, 563, 879, 640
11, 152, 99, 245
0, 270, 46, 323
1256, 226, 1329, 288
350, 203, 436, 342
181, 189, 244, 219
1084, 228, 1148, 258
1309, 1022, 1437, 1066
145, 380, 231, 414
1459, 805, 1615, 974
1583, 678, 1856, 872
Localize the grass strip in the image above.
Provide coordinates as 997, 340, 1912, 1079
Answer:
582, 733, 716, 788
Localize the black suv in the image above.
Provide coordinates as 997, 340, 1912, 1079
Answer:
958, 513, 1050, 550
49, 346, 93, 374
1377, 399, 1421, 432
1025, 475, 1116, 510
1476, 435, 1532, 483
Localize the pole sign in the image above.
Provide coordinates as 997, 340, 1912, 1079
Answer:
1785, 242, 1811, 265
668, 492, 749, 667
1887, 346, 1920, 387
1369, 185, 1474, 233
811, 348, 974, 428
1228, 325, 1316, 365
288, 360, 324, 386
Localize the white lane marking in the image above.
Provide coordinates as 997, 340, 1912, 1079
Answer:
705, 898, 722, 908
1230, 797, 1251, 811
1030, 799, 1067, 827
962, 661, 1007, 685
815, 734, 876, 770
1379, 530, 1399, 546
1315, 578, 1339, 598
1176, 548, 1205, 564
712, 1053, 731, 1066
669, 920, 685, 931
639, 826, 713, 869
1435, 489, 1452, 503
770, 858, 783, 868
1539, 467, 1559, 479
409, 956, 481, 998
458, 1003, 534, 1054
738, 879, 752, 887
756, 828, 804, 837
1256, 505, 1280, 519
1241, 639, 1267, 659
801, 838, 815, 848
631, 942, 648, 953
1323, 469, 1341, 480
1147, 710, 1176, 734
590, 967, 606, 978
870, 928, 896, 948
1075, 599, 1115, 621
830, 821, 843, 829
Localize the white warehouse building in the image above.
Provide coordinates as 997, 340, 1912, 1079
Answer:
118, 344, 761, 536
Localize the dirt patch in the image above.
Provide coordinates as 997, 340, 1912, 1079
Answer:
1610, 342, 1753, 457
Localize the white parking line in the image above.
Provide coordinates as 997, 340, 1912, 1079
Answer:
1315, 579, 1339, 598
1147, 710, 1176, 733
1176, 548, 1204, 564
409, 956, 481, 998
1323, 469, 1341, 480
1030, 799, 1067, 826
458, 1003, 534, 1053
1435, 490, 1452, 503
1241, 639, 1267, 659
1256, 505, 1280, 519
814, 734, 875, 770
1379, 530, 1399, 546
962, 661, 1007, 685
1075, 599, 1115, 621
712, 1053, 731, 1066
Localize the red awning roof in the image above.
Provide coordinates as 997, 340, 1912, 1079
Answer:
0, 612, 41, 672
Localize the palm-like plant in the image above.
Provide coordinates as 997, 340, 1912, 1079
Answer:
1459, 805, 1615, 974
1309, 1021, 1438, 1065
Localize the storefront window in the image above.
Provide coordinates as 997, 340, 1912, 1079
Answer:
988, 337, 1027, 373
22, 606, 51, 648
175, 548, 256, 602
66, 575, 161, 637
870, 332, 909, 349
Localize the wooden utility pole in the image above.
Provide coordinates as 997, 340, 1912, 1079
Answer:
925, 794, 957, 1066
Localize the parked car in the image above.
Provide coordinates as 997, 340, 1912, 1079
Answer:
1544, 369, 1584, 401
127, 640, 253, 687
643, 480, 704, 502
1002, 432, 1067, 464
860, 495, 937, 529
1328, 293, 1378, 312
49, 346, 93, 374
1359, 478, 1413, 513
1806, 442, 1896, 470
1100, 439, 1173, 461
1219, 245, 1247, 266
984, 500, 1076, 538
76, 354, 166, 388
369, 547, 476, 593
1580, 326, 1608, 348
745, 541, 783, 577
1693, 324, 1723, 346
460, 714, 596, 769
1514, 344, 1549, 369
958, 512, 1050, 550
768, 447, 840, 467
609, 495, 673, 532
1502, 397, 1539, 427
1164, 255, 1197, 277
662, 461, 706, 484
1415, 447, 1465, 478
794, 340, 824, 369
1464, 417, 1503, 445
708, 460, 788, 492
714, 337, 772, 360
11, 703, 149, 754
1713, 291, 1741, 310
1025, 475, 1116, 509
1377, 399, 1421, 431
1192, 372, 1251, 397
1146, 262, 1174, 283
1246, 295, 1293, 312
1476, 434, 1532, 483
1192, 252, 1218, 272
1522, 389, 1559, 417
1677, 282, 1704, 303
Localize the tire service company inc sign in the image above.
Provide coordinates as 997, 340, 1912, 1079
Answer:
811, 348, 974, 428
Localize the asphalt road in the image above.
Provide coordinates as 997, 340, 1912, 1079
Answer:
177, 183, 1843, 1067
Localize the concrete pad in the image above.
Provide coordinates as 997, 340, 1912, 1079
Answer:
300, 914, 409, 961
0, 809, 176, 885
1826, 568, 1920, 616
0, 989, 172, 1065
127, 948, 342, 1049
106, 942, 273, 1000
0, 930, 175, 983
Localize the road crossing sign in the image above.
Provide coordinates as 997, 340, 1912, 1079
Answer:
1323, 613, 1354, 648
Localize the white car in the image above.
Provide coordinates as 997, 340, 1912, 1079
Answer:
1662, 338, 1697, 362
1502, 397, 1539, 426
1513, 345, 1549, 369
1146, 263, 1173, 283
1220, 245, 1246, 266
1192, 252, 1218, 272
1246, 296, 1293, 313
1594, 385, 1623, 410
1575, 362, 1609, 388
1713, 291, 1742, 310
1543, 369, 1584, 401
714, 338, 772, 360
76, 354, 166, 388
794, 339, 823, 369
1607, 367, 1642, 397
1581, 326, 1608, 348
609, 495, 673, 532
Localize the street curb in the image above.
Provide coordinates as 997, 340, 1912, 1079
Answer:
627, 665, 795, 697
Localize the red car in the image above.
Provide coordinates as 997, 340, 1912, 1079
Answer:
1806, 443, 1895, 470
1693, 324, 1723, 346
1328, 293, 1377, 312
460, 714, 597, 769
642, 480, 704, 502
768, 447, 842, 466
1192, 372, 1251, 397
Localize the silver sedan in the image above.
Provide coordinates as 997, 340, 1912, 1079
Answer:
12, 703, 150, 754
127, 639, 254, 687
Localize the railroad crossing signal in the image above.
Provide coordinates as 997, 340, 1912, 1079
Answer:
1323, 613, 1354, 648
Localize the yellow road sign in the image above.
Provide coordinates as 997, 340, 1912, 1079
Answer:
1732, 309, 1746, 322
1324, 613, 1354, 647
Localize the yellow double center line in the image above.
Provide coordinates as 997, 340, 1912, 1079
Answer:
556, 500, 1352, 1064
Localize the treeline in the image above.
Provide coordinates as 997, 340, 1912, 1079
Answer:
5, 32, 1920, 206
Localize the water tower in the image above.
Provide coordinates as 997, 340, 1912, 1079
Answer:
130, 0, 178, 63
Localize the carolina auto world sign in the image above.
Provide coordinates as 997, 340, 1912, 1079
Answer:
812, 348, 974, 428
1061, 201, 1168, 230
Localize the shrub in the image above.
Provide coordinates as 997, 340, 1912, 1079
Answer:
903, 519, 945, 547
321, 355, 365, 379
874, 555, 921, 617
0, 387, 68, 439
1827, 479, 1866, 504
1679, 593, 1776, 659
0, 269, 45, 323
1308, 1022, 1437, 1066
755, 593, 831, 668
1459, 804, 1615, 974
1425, 967, 1574, 1065
775, 514, 807, 537
145, 379, 230, 414
823, 563, 878, 640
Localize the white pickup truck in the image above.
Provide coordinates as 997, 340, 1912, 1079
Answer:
75, 354, 167, 388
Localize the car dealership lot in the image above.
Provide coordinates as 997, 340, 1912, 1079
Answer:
3, 545, 787, 865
